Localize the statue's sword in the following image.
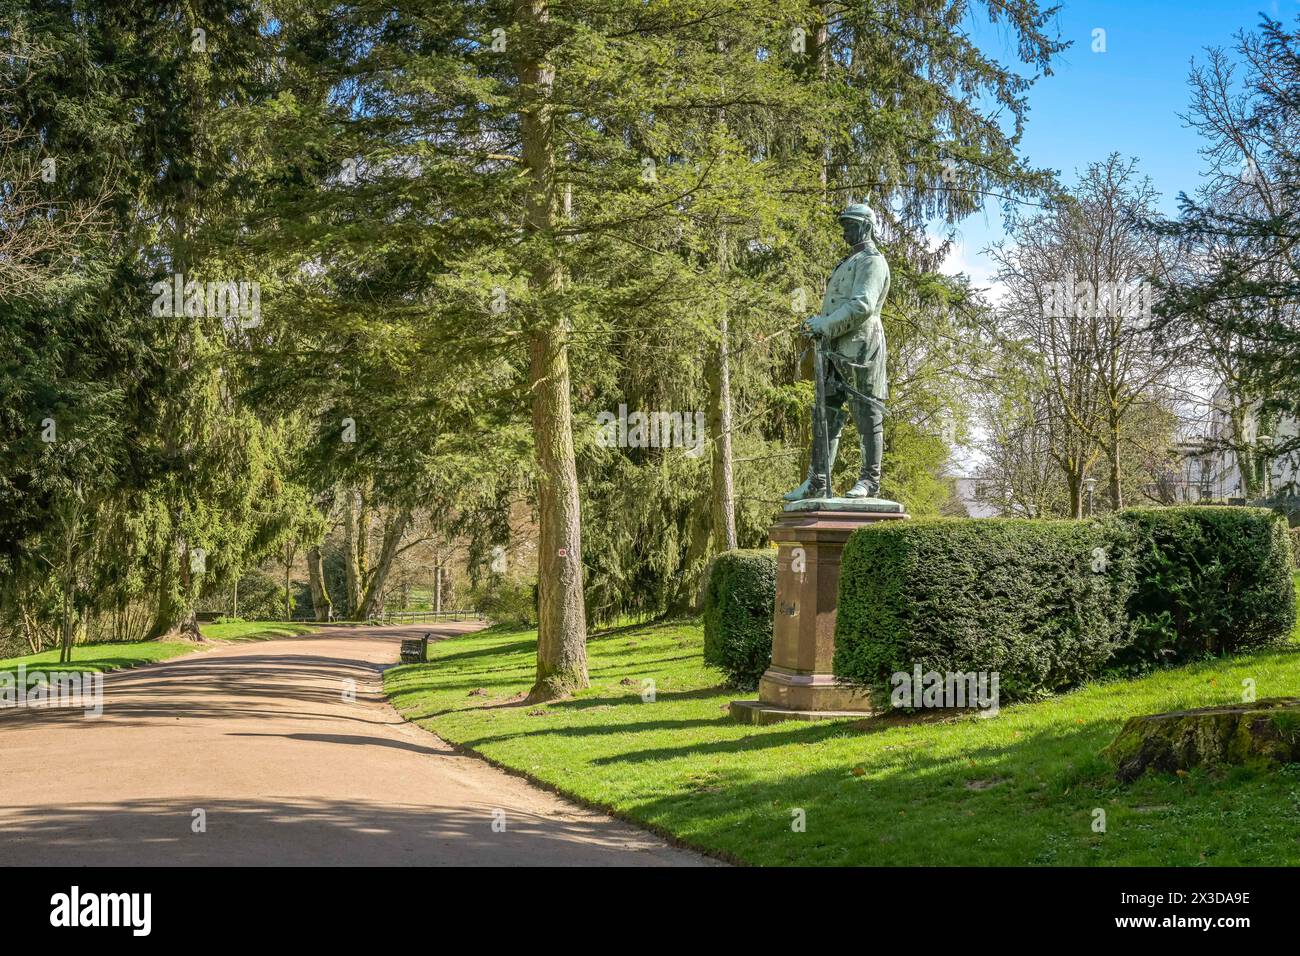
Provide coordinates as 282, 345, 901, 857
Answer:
825, 352, 886, 412
811, 338, 834, 498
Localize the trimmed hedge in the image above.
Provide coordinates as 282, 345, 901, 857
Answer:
1117, 507, 1295, 667
833, 507, 1296, 706
702, 549, 776, 690
1290, 525, 1300, 569
832, 519, 1135, 705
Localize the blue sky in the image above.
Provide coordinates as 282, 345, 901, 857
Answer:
942, 0, 1300, 290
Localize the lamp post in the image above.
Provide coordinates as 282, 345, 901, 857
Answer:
1084, 476, 1098, 517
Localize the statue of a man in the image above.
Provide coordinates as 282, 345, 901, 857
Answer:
784, 202, 890, 502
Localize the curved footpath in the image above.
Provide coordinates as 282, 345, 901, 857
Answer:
0, 625, 711, 866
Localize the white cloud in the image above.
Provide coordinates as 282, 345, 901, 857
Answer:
938, 239, 1009, 306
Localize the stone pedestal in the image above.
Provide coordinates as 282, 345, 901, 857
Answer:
730, 499, 908, 725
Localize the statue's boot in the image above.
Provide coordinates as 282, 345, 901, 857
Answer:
783, 437, 839, 500
782, 474, 815, 501
844, 478, 879, 499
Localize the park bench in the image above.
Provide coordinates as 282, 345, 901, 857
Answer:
399, 633, 430, 664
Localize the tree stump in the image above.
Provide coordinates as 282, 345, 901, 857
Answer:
1105, 697, 1300, 782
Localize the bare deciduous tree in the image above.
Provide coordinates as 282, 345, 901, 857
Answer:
989, 155, 1184, 515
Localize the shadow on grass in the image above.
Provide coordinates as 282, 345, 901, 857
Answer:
428, 711, 1166, 865
582, 714, 1117, 777
587, 650, 701, 668
425, 639, 537, 666
618, 733, 1114, 865
547, 687, 730, 711
609, 717, 1283, 865
392, 685, 733, 723
455, 716, 735, 749
588, 618, 695, 642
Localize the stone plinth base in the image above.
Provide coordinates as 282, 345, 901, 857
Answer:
782, 496, 905, 515
757, 666, 875, 712
730, 506, 908, 724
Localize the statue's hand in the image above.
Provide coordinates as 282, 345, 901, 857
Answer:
806, 314, 832, 338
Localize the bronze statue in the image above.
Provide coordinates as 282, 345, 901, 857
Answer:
784, 202, 891, 503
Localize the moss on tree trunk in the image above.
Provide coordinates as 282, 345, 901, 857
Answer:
1104, 697, 1300, 782
516, 0, 589, 703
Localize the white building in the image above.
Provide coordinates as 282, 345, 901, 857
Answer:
1170, 385, 1300, 503
952, 476, 999, 517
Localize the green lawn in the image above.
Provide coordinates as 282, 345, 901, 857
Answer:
1, 621, 319, 679
198, 620, 319, 642
0, 639, 198, 679
385, 618, 1300, 866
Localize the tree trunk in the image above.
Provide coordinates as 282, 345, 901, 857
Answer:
307, 545, 332, 621
342, 487, 365, 617
707, 57, 737, 554
1105, 698, 1300, 782
59, 571, 73, 665
163, 534, 203, 640
357, 493, 371, 595
57, 497, 80, 664
1066, 469, 1084, 519
1108, 424, 1124, 511
526, 325, 589, 700
707, 306, 737, 552
668, 484, 714, 615
147, 535, 186, 639
357, 508, 411, 619
516, 0, 589, 702
1228, 406, 1262, 497
283, 547, 294, 621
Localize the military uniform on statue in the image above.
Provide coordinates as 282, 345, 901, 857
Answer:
732, 202, 909, 724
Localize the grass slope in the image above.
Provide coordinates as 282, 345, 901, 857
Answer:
199, 621, 319, 642
1, 640, 199, 680
386, 617, 1300, 866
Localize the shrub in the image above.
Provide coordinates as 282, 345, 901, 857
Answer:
230, 569, 284, 621
702, 549, 777, 690
832, 508, 1296, 707
1114, 507, 1294, 666
1289, 526, 1300, 569
833, 519, 1135, 705
471, 578, 537, 627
